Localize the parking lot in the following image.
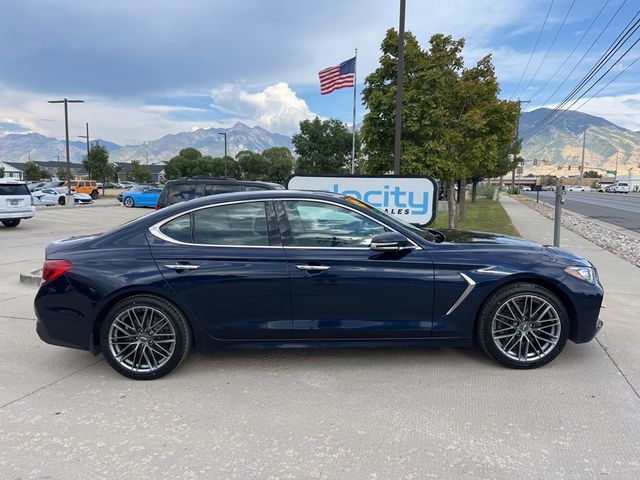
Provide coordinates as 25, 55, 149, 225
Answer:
1, 204, 640, 479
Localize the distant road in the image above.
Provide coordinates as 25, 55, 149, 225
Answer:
522, 191, 640, 233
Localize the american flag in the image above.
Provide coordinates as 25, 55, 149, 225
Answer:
319, 57, 356, 95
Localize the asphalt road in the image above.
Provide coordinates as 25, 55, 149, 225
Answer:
523, 190, 640, 233
1, 203, 639, 479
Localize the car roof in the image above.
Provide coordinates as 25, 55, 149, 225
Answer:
0, 179, 27, 185
166, 177, 282, 188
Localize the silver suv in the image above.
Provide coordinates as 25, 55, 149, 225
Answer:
0, 179, 35, 227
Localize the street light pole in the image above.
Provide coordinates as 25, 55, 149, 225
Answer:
218, 132, 228, 176
78, 122, 91, 179
393, 0, 406, 175
48, 98, 84, 195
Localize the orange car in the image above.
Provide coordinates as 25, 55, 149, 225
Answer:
66, 180, 99, 199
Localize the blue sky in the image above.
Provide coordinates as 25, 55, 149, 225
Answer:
1, 0, 639, 144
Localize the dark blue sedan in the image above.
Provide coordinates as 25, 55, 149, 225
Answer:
35, 190, 604, 379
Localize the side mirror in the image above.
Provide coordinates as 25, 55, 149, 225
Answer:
370, 232, 414, 252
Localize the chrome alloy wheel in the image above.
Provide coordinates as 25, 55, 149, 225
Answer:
491, 294, 561, 363
108, 306, 176, 373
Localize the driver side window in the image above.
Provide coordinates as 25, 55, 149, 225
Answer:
282, 200, 386, 248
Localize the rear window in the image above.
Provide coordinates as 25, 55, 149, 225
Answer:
618, 183, 628, 187
0, 184, 30, 195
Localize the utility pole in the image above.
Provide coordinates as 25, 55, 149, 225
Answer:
393, 0, 406, 175
614, 149, 619, 182
512, 99, 530, 191
218, 132, 228, 176
78, 122, 91, 179
579, 130, 586, 187
48, 98, 84, 195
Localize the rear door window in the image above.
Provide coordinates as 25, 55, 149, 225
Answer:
203, 184, 243, 195
0, 184, 30, 195
167, 183, 199, 205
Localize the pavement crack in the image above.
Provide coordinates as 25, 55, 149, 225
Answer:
596, 337, 640, 402
0, 358, 103, 410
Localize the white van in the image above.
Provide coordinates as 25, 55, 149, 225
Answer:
612, 182, 630, 194
0, 179, 36, 227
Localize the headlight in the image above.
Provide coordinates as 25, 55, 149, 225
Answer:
565, 266, 598, 284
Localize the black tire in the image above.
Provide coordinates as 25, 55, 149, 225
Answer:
58, 196, 66, 206
100, 295, 192, 380
2, 219, 20, 227
476, 282, 569, 369
124, 196, 135, 207
90, 190, 99, 199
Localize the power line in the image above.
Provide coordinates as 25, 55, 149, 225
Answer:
509, 0, 555, 100
529, 0, 612, 102
524, 11, 640, 134
574, 55, 640, 111
533, 0, 630, 108
520, 0, 576, 96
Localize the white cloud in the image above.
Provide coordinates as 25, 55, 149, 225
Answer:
571, 93, 640, 131
210, 82, 316, 135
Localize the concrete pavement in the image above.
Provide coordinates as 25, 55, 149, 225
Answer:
0, 203, 639, 479
501, 194, 640, 396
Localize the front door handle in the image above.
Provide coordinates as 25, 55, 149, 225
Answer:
164, 264, 200, 271
295, 265, 330, 272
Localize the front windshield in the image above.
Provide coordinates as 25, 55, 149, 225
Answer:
344, 196, 440, 242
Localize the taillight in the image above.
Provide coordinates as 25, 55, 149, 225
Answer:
42, 260, 73, 283
155, 205, 160, 210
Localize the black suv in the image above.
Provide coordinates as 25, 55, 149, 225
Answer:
156, 177, 284, 209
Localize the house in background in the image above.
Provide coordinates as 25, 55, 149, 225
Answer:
0, 161, 24, 179
114, 162, 165, 184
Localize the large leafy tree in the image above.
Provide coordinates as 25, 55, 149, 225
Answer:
128, 160, 152, 183
361, 30, 519, 227
83, 143, 114, 194
165, 147, 205, 179
237, 151, 269, 180
292, 117, 355, 174
24, 161, 45, 181
0, 166, 5, 178
262, 147, 294, 184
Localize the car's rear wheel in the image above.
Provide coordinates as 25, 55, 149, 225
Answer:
90, 190, 98, 199
100, 295, 192, 380
477, 283, 569, 369
124, 197, 134, 207
1, 219, 20, 227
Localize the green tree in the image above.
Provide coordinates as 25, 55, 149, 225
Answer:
165, 147, 207, 179
292, 117, 355, 174
56, 166, 72, 180
24, 161, 45, 181
0, 166, 5, 178
237, 151, 268, 180
361, 30, 519, 227
128, 160, 152, 183
262, 147, 294, 183
584, 170, 601, 178
84, 143, 114, 194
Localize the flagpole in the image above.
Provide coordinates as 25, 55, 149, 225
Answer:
351, 48, 357, 174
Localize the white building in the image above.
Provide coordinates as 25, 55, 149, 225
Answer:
0, 161, 23, 180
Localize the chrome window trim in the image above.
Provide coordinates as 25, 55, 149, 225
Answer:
445, 273, 476, 316
148, 197, 421, 250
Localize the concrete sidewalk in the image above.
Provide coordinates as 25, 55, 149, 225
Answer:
501, 194, 640, 398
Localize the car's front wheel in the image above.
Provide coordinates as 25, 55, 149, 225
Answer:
1, 219, 20, 227
123, 197, 135, 207
477, 282, 569, 369
90, 190, 98, 199
100, 295, 192, 380
58, 196, 65, 206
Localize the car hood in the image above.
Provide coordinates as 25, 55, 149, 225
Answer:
435, 229, 592, 267
438, 229, 541, 247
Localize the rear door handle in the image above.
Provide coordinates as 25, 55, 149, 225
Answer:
164, 264, 200, 271
295, 265, 330, 272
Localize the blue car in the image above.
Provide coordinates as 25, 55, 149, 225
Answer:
35, 190, 604, 380
121, 187, 162, 208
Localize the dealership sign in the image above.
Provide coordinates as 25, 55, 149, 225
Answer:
286, 175, 438, 225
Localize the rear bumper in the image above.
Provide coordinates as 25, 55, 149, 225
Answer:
1, 207, 35, 220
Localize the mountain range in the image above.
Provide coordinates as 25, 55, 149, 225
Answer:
0, 122, 293, 165
519, 108, 640, 176
2, 109, 639, 176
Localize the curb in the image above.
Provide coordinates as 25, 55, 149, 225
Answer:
20, 269, 42, 287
